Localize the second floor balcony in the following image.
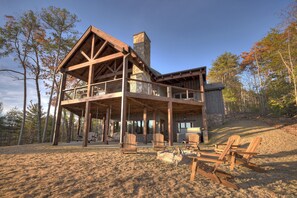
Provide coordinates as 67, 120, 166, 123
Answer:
62, 78, 204, 103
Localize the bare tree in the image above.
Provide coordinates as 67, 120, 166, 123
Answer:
0, 13, 37, 144
41, 6, 79, 142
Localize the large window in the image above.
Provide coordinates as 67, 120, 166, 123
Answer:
177, 122, 193, 133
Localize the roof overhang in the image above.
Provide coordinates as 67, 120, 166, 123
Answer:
156, 66, 207, 82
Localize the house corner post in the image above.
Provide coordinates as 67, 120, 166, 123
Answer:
168, 101, 173, 146
199, 73, 208, 143
120, 54, 129, 145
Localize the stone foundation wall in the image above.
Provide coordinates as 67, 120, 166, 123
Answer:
207, 113, 224, 127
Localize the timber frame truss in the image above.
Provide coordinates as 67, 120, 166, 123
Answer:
53, 26, 208, 147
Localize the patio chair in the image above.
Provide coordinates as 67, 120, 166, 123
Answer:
184, 134, 200, 151
214, 135, 241, 153
121, 133, 137, 154
189, 139, 238, 189
229, 136, 264, 172
152, 133, 167, 151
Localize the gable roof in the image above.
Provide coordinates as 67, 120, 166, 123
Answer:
57, 26, 206, 83
57, 25, 129, 71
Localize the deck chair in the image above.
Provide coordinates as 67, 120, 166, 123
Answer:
229, 137, 264, 172
189, 139, 239, 190
214, 135, 241, 153
152, 133, 167, 151
184, 134, 200, 151
121, 133, 137, 154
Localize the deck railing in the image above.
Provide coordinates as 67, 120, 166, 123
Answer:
91, 79, 122, 96
127, 78, 203, 102
62, 79, 122, 100
62, 78, 203, 102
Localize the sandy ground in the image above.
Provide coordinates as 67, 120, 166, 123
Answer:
1, 119, 297, 198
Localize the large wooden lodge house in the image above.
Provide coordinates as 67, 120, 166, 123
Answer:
53, 26, 224, 147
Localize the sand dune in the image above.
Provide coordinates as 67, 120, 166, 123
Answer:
1, 119, 297, 197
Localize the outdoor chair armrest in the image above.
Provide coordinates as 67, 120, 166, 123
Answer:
188, 156, 224, 164
232, 150, 258, 155
198, 152, 221, 157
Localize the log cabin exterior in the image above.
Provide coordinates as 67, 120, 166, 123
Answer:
53, 26, 224, 147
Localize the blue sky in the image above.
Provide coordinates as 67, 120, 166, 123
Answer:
0, 0, 293, 112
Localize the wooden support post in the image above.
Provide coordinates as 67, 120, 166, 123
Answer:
104, 107, 110, 144
143, 107, 147, 144
87, 64, 94, 97
83, 102, 91, 147
120, 54, 129, 144
53, 73, 67, 145
199, 73, 208, 143
110, 120, 114, 137
89, 113, 92, 132
82, 62, 94, 147
168, 101, 173, 146
77, 116, 81, 137
102, 117, 105, 142
153, 110, 157, 134
132, 121, 135, 133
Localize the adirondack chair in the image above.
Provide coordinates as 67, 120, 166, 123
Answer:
121, 133, 137, 154
184, 134, 200, 151
152, 133, 167, 151
214, 135, 241, 153
189, 139, 239, 190
229, 136, 264, 172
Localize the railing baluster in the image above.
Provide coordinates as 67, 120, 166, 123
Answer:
104, 82, 107, 94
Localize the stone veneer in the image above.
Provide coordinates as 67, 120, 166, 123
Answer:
133, 32, 151, 67
207, 113, 224, 127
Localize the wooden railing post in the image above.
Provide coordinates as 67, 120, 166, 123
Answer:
167, 86, 172, 98
104, 81, 107, 94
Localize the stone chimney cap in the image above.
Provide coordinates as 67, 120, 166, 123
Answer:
133, 31, 151, 43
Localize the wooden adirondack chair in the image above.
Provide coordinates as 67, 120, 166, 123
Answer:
214, 135, 241, 153
184, 134, 200, 151
121, 133, 137, 154
229, 136, 264, 172
189, 139, 239, 190
152, 133, 167, 151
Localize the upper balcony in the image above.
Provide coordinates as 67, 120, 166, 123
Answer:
62, 78, 204, 104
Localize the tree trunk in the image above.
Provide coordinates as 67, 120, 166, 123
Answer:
67, 112, 73, 143
35, 75, 42, 143
50, 80, 60, 142
50, 78, 60, 142
293, 76, 297, 105
18, 69, 27, 145
63, 109, 69, 143
42, 72, 56, 142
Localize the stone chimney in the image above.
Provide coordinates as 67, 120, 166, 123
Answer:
133, 32, 151, 67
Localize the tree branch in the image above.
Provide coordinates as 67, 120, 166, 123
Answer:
0, 69, 24, 75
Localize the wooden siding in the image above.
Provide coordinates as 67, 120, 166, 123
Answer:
205, 89, 224, 115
